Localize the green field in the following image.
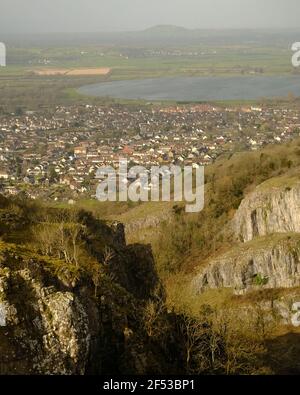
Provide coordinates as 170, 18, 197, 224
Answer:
0, 39, 298, 111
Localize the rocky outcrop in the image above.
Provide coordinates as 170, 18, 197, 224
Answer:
0, 240, 182, 375
124, 210, 172, 240
233, 178, 300, 242
241, 290, 300, 327
192, 234, 300, 295
0, 197, 185, 375
192, 176, 300, 299
216, 289, 300, 328
0, 264, 90, 375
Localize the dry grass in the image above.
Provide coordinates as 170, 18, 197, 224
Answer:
33, 67, 111, 76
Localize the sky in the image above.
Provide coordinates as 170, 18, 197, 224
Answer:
0, 0, 299, 34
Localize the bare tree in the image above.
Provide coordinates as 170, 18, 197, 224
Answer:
102, 246, 115, 266
180, 314, 209, 372
144, 298, 165, 338
34, 210, 87, 267
92, 246, 115, 297
92, 264, 103, 298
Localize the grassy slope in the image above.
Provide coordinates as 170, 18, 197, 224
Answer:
75, 139, 300, 313
3, 139, 300, 373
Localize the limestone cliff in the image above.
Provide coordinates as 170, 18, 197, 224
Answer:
0, 254, 90, 374
192, 234, 300, 295
192, 175, 300, 299
233, 176, 300, 242
0, 236, 182, 375
0, 195, 183, 375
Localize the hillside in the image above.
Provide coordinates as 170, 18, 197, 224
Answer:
3, 138, 300, 374
0, 195, 185, 374
143, 25, 189, 34
96, 138, 300, 374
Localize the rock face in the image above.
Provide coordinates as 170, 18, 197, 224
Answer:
192, 234, 300, 295
0, 265, 90, 375
0, 239, 181, 375
233, 179, 300, 242
192, 177, 300, 296
124, 209, 172, 240
0, 196, 184, 375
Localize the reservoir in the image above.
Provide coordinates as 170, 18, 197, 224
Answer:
78, 75, 300, 101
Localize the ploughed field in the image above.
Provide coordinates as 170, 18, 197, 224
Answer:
33, 67, 111, 76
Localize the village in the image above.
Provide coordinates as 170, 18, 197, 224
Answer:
0, 102, 299, 202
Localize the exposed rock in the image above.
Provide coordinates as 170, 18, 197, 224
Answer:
37, 292, 90, 374
192, 234, 300, 295
0, 262, 90, 375
192, 176, 300, 300
0, 238, 181, 375
124, 210, 172, 239
233, 178, 300, 242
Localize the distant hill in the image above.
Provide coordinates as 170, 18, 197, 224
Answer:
4, 25, 300, 47
143, 25, 189, 34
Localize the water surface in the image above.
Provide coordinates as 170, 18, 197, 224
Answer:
78, 76, 300, 101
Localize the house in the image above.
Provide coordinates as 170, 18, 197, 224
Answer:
74, 146, 87, 156
122, 146, 133, 155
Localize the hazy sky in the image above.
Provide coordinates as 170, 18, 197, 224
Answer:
0, 0, 299, 34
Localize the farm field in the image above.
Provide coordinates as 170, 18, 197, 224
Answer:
0, 28, 299, 110
33, 67, 111, 76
